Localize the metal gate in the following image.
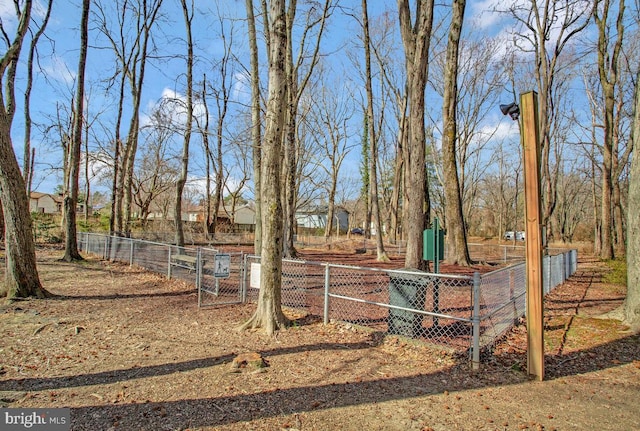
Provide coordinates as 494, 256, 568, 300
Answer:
198, 249, 246, 307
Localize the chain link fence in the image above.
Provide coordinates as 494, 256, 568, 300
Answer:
77, 232, 577, 366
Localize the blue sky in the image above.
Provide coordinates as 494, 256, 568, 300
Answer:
4, 0, 553, 198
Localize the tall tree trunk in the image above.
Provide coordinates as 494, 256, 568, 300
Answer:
362, 0, 388, 261
63, 0, 90, 262
0, 0, 48, 298
199, 76, 213, 238
83, 117, 90, 223
110, 73, 126, 236
623, 62, 640, 332
442, 0, 471, 266
398, 0, 435, 270
240, 0, 289, 335
390, 96, 408, 244
360, 115, 370, 236
113, 0, 164, 237
22, 0, 53, 194
281, 0, 331, 258
175, 0, 195, 248
246, 0, 263, 254
595, 0, 624, 259
283, 13, 297, 257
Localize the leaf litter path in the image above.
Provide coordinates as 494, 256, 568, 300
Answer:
0, 250, 639, 430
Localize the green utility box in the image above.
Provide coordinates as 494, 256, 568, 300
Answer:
388, 271, 429, 338
423, 228, 444, 262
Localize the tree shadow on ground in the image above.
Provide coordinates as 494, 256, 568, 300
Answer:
45, 289, 194, 301
1, 331, 637, 430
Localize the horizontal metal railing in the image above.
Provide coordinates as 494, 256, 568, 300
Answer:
78, 232, 577, 366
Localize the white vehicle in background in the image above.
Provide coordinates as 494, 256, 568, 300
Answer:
504, 231, 525, 241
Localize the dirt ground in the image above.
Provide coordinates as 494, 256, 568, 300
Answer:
1, 246, 639, 431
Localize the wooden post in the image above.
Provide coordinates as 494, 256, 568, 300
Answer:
520, 91, 544, 381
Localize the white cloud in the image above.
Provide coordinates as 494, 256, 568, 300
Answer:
0, 2, 15, 20
43, 55, 76, 85
1, 1, 52, 32
141, 87, 210, 129
491, 118, 520, 142
232, 71, 250, 104
469, 0, 505, 30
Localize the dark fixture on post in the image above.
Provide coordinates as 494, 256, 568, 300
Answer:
500, 102, 520, 121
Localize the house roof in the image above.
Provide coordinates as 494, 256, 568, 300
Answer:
30, 192, 63, 203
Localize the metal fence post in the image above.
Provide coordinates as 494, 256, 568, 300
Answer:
472, 271, 481, 370
239, 252, 246, 303
196, 247, 202, 304
241, 254, 248, 304
167, 246, 173, 279
196, 247, 202, 292
323, 264, 330, 324
129, 238, 134, 266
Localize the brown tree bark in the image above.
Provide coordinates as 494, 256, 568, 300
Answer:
397, 0, 435, 270
595, 0, 625, 259
240, 0, 289, 335
246, 0, 263, 254
0, 0, 49, 298
441, 0, 471, 266
98, 0, 164, 237
623, 63, 640, 332
362, 0, 388, 261
63, 0, 91, 262
281, 0, 331, 258
174, 0, 195, 248
22, 0, 53, 195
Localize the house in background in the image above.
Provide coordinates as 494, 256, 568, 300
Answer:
295, 205, 349, 233
30, 192, 86, 215
30, 192, 63, 214
197, 203, 257, 233
145, 202, 256, 232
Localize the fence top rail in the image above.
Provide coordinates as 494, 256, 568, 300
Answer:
85, 233, 172, 249
481, 261, 525, 279
202, 248, 250, 257
246, 254, 474, 281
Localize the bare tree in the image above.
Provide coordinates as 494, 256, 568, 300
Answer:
594, 0, 627, 259
22, 0, 54, 195
397, 0, 435, 269
362, 0, 389, 261
245, 0, 263, 254
240, 0, 289, 335
174, 0, 195, 248
364, 10, 407, 244
307, 82, 355, 239
208, 15, 236, 241
623, 47, 640, 331
281, 0, 333, 258
440, 0, 471, 265
62, 0, 91, 262
554, 163, 591, 243
95, 0, 164, 236
195, 75, 214, 238
222, 135, 252, 228
133, 108, 178, 224
0, 0, 48, 298
505, 0, 592, 244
